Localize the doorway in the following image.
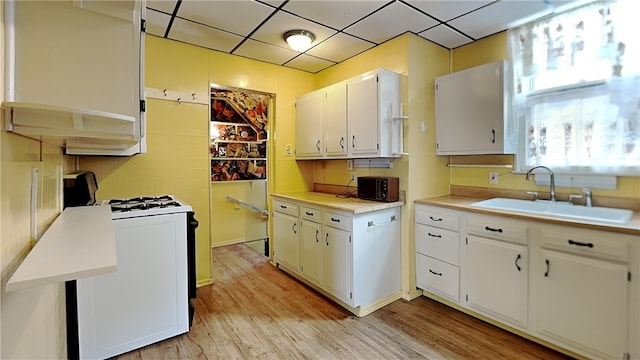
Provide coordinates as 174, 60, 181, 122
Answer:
209, 85, 273, 252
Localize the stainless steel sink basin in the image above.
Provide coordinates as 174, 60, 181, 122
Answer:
470, 198, 634, 225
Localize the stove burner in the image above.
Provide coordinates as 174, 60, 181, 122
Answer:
109, 199, 182, 212
109, 195, 174, 205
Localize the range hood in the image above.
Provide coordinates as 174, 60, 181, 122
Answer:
2, 0, 146, 156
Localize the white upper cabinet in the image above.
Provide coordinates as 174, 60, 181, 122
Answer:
295, 89, 325, 158
295, 68, 403, 159
435, 60, 515, 155
2, 0, 146, 156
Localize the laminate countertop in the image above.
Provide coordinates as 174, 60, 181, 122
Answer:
272, 192, 403, 214
6, 205, 117, 292
416, 195, 640, 236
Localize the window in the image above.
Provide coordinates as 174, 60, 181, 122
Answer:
509, 0, 639, 175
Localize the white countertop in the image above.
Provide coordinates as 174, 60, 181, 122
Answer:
272, 191, 403, 214
6, 205, 117, 292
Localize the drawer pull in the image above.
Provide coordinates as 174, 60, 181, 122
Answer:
544, 259, 550, 277
515, 254, 522, 272
568, 239, 594, 248
427, 232, 442, 238
305, 211, 314, 216
331, 217, 341, 223
280, 205, 287, 209
428, 269, 443, 276
429, 216, 443, 222
485, 226, 503, 233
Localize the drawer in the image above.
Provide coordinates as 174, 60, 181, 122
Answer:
416, 224, 459, 265
323, 211, 351, 231
468, 215, 528, 245
301, 206, 322, 222
416, 254, 459, 302
415, 205, 459, 231
273, 199, 298, 217
538, 226, 631, 263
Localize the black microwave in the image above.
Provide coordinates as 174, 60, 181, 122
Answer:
357, 176, 399, 202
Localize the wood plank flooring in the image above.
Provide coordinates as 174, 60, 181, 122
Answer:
114, 243, 575, 360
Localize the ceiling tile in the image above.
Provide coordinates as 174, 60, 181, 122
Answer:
285, 54, 336, 73
169, 18, 244, 53
146, 9, 171, 38
404, 0, 493, 22
419, 24, 473, 49
306, 33, 375, 63
282, 0, 391, 30
233, 39, 299, 65
146, 0, 178, 14
175, 0, 275, 37
447, 0, 552, 39
250, 11, 338, 49
344, 1, 439, 44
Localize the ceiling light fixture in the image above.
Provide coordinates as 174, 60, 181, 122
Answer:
283, 30, 315, 52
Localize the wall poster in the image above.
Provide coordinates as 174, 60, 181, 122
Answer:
210, 88, 269, 181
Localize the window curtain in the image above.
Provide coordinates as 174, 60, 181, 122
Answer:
508, 0, 639, 175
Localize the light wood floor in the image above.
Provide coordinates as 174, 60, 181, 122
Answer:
114, 243, 575, 360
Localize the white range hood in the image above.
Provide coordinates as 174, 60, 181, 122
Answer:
2, 0, 146, 156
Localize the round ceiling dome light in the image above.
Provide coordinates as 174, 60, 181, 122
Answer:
283, 30, 315, 52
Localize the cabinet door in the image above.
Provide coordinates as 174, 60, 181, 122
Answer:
272, 211, 300, 272
435, 60, 506, 155
295, 90, 324, 158
538, 249, 628, 359
347, 75, 379, 157
300, 219, 322, 286
466, 235, 528, 327
324, 84, 348, 157
323, 227, 352, 305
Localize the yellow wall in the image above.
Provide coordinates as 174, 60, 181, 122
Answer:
450, 32, 640, 200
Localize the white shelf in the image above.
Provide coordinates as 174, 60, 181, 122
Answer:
448, 164, 514, 168
3, 101, 138, 141
6, 205, 117, 292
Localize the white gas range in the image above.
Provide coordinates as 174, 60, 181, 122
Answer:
69, 195, 198, 360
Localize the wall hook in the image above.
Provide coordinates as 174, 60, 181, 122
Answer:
192, 93, 197, 100
177, 97, 182, 104
163, 89, 167, 96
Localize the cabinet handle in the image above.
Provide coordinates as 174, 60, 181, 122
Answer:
429, 216, 443, 222
515, 254, 522, 271
331, 217, 340, 223
427, 232, 442, 238
325, 233, 329, 246
315, 140, 321, 152
305, 211, 313, 216
280, 205, 287, 209
340, 137, 344, 149
567, 239, 594, 248
315, 229, 319, 243
428, 269, 443, 276
491, 129, 496, 143
352, 135, 356, 148
544, 259, 550, 277
485, 226, 503, 233
292, 223, 297, 234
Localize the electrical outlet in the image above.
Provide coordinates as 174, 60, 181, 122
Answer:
350, 172, 356, 182
347, 159, 353, 170
489, 172, 499, 184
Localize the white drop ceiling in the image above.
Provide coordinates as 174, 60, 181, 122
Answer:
145, 0, 586, 73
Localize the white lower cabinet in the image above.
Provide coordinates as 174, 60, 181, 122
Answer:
272, 195, 401, 316
537, 226, 632, 360
323, 222, 352, 304
272, 200, 299, 272
466, 234, 528, 328
414, 202, 638, 360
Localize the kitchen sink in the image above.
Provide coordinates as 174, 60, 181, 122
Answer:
470, 198, 634, 225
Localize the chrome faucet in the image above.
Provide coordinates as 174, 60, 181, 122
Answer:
582, 187, 592, 207
525, 166, 556, 202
